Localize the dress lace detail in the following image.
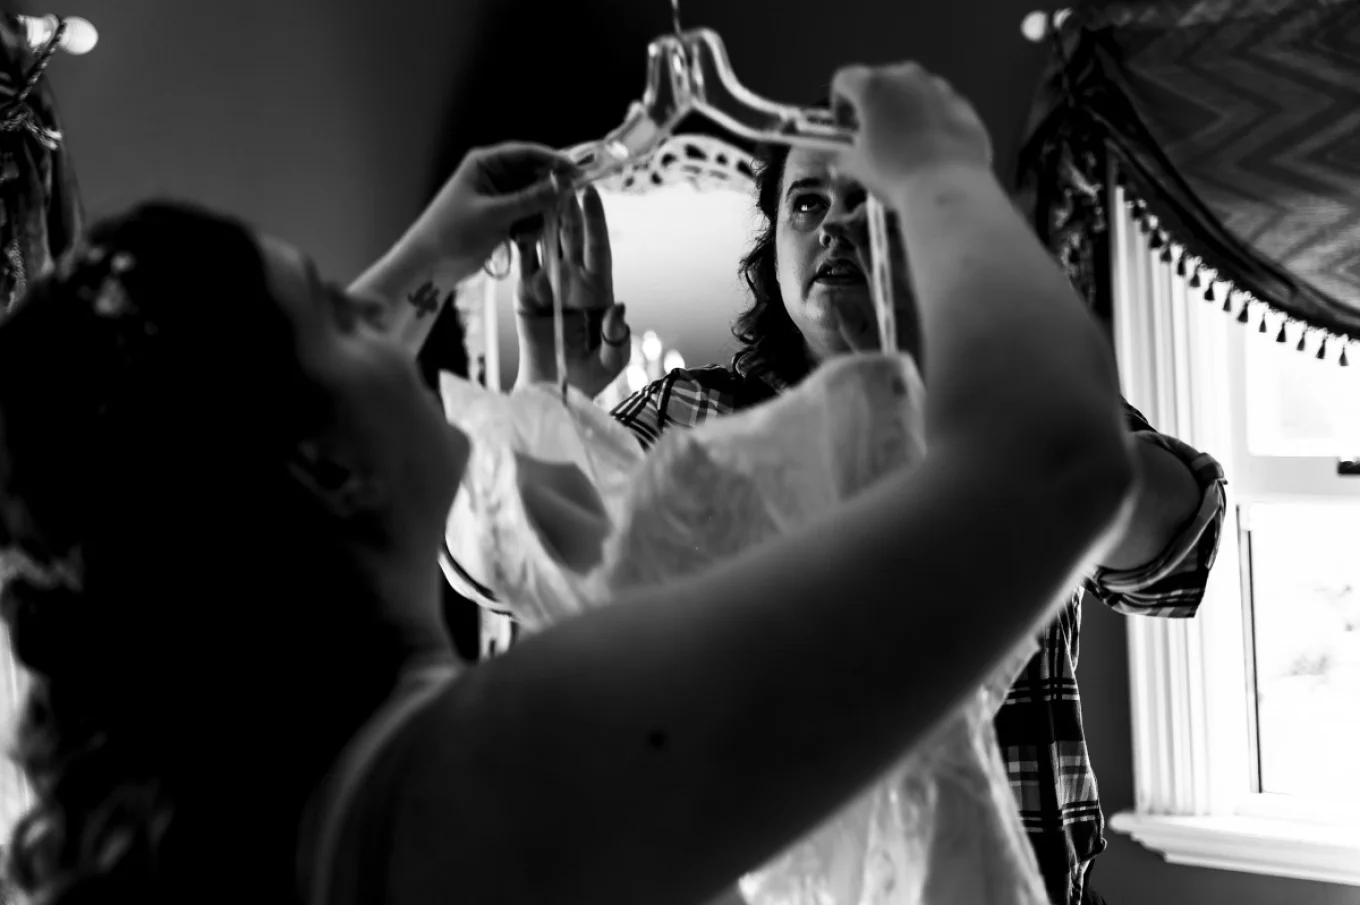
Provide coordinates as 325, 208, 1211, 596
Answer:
442, 354, 1047, 905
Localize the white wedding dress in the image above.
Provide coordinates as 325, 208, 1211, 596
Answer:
442, 353, 1048, 905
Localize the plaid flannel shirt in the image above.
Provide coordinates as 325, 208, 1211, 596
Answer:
610, 363, 1228, 905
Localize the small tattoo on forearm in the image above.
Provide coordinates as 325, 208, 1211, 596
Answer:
407, 281, 454, 319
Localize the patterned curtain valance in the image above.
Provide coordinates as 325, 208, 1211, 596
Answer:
1015, 0, 1360, 361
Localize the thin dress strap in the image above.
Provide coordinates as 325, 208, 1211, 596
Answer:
299, 660, 460, 905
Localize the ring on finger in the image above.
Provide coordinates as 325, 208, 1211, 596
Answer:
483, 240, 513, 279
602, 322, 630, 347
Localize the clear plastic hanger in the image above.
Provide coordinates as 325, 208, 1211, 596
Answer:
565, 30, 855, 185
562, 31, 855, 185
677, 29, 861, 152
562, 34, 689, 188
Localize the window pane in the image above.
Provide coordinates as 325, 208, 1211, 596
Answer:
1244, 331, 1360, 457
1248, 502, 1360, 800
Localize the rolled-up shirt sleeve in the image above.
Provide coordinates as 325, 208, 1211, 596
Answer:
1084, 401, 1228, 619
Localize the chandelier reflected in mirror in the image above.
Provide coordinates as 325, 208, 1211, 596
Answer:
595, 327, 688, 410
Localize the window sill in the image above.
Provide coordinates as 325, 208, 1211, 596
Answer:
1109, 811, 1360, 888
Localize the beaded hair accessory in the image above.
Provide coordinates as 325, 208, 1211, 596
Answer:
50, 243, 150, 423
53, 243, 139, 320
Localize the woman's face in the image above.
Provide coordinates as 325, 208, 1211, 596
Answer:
257, 236, 468, 564
774, 148, 917, 361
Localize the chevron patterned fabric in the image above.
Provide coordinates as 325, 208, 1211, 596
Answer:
1016, 0, 1360, 345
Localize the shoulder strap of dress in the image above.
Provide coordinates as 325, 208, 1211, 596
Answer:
299, 660, 461, 905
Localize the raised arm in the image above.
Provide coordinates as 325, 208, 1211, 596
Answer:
348, 143, 577, 354
389, 64, 1138, 905
347, 238, 462, 354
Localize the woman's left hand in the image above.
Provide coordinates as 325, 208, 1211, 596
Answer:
514, 186, 632, 397
403, 142, 579, 280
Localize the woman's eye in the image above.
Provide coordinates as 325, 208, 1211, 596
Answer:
792, 195, 827, 216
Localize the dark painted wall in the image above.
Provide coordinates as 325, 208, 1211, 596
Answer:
41, 0, 496, 281
30, 2, 1360, 902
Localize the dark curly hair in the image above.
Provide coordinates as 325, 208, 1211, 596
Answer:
0, 202, 409, 905
730, 142, 817, 388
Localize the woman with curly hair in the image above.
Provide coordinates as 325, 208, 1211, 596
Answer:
0, 63, 1139, 905
517, 88, 1226, 905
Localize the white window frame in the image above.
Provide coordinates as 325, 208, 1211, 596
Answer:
1105, 176, 1360, 887
0, 623, 33, 842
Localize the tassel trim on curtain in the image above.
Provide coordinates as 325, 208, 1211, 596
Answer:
1115, 167, 1353, 368
1016, 8, 1360, 368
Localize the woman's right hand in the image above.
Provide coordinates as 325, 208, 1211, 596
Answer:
402, 142, 578, 283
830, 62, 993, 199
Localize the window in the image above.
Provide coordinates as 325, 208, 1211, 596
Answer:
1107, 175, 1360, 885
1245, 503, 1360, 804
